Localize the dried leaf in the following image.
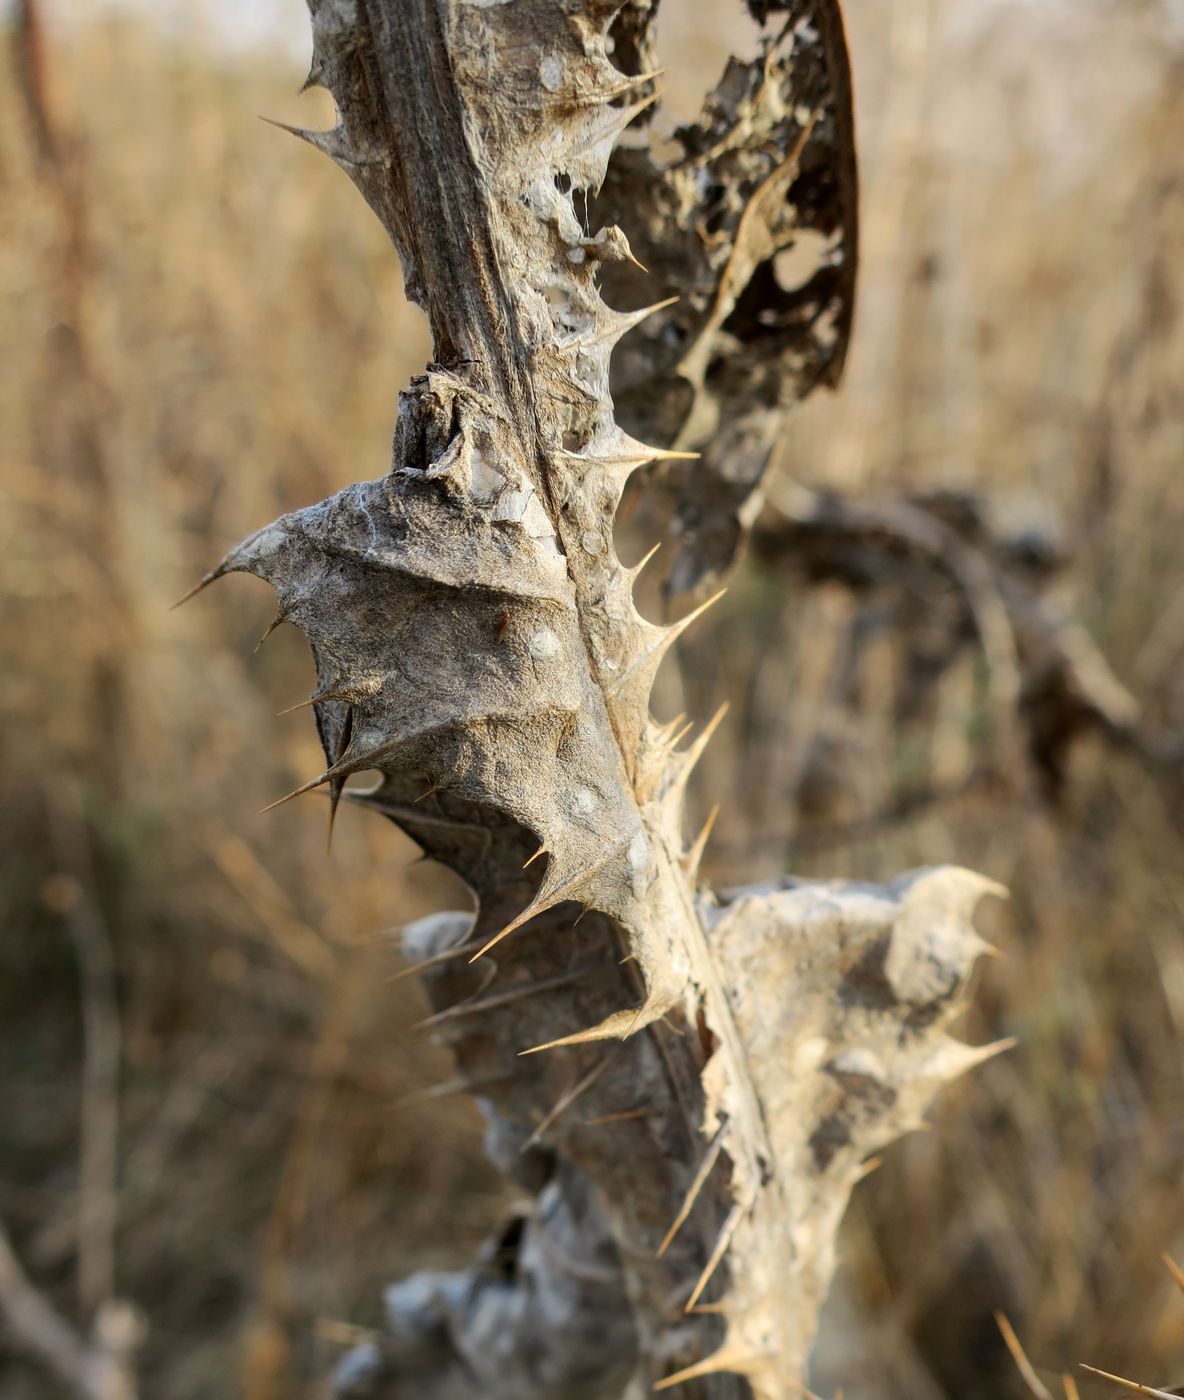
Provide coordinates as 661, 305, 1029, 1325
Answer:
212, 4, 991, 1396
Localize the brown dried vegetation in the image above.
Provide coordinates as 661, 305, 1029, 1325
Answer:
1, 1, 1184, 1398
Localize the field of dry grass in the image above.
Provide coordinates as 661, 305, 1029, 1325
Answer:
2, 1, 1183, 1397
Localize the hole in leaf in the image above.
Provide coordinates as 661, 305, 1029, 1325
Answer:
773, 229, 831, 294
653, 0, 765, 130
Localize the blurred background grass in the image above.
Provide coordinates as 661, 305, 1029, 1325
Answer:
1, 1, 1183, 1396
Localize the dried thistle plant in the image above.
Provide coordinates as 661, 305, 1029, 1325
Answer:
194, 2, 1002, 1394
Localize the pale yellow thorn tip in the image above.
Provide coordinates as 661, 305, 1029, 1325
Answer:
652, 1345, 758, 1392
653, 1358, 720, 1391
469, 924, 519, 963
685, 1201, 743, 1311
677, 702, 730, 776
683, 803, 720, 876
668, 719, 695, 750
651, 447, 701, 462
656, 713, 687, 742
517, 1025, 608, 1056
518, 1006, 643, 1055
1163, 1252, 1184, 1296
1079, 1364, 1180, 1398
670, 589, 728, 643
632, 542, 662, 574
658, 1126, 726, 1257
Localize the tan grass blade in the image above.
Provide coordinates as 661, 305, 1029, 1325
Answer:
995, 1313, 1054, 1400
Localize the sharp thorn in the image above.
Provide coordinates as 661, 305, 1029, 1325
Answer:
567, 93, 661, 159
653, 1343, 764, 1392
518, 1005, 646, 1055
256, 610, 287, 651
566, 296, 679, 352
614, 295, 679, 337
613, 65, 664, 95
630, 542, 662, 577
585, 1106, 650, 1127
258, 770, 332, 815
557, 439, 698, 473
258, 115, 385, 167
325, 780, 344, 852
685, 1201, 745, 1311
658, 1124, 728, 1257
1078, 1364, 1180, 1398
626, 295, 679, 325
391, 1070, 510, 1110
644, 447, 701, 462
470, 840, 629, 963
609, 594, 727, 697
415, 967, 585, 1032
522, 1051, 614, 1151
278, 688, 350, 717
258, 114, 330, 145
260, 113, 314, 137
670, 588, 728, 641
960, 1036, 1019, 1071
560, 67, 663, 109
468, 909, 534, 963
325, 708, 354, 849
675, 703, 731, 781
384, 937, 484, 984
668, 720, 696, 751
683, 803, 720, 876
655, 713, 688, 744
170, 564, 227, 610
523, 845, 549, 869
